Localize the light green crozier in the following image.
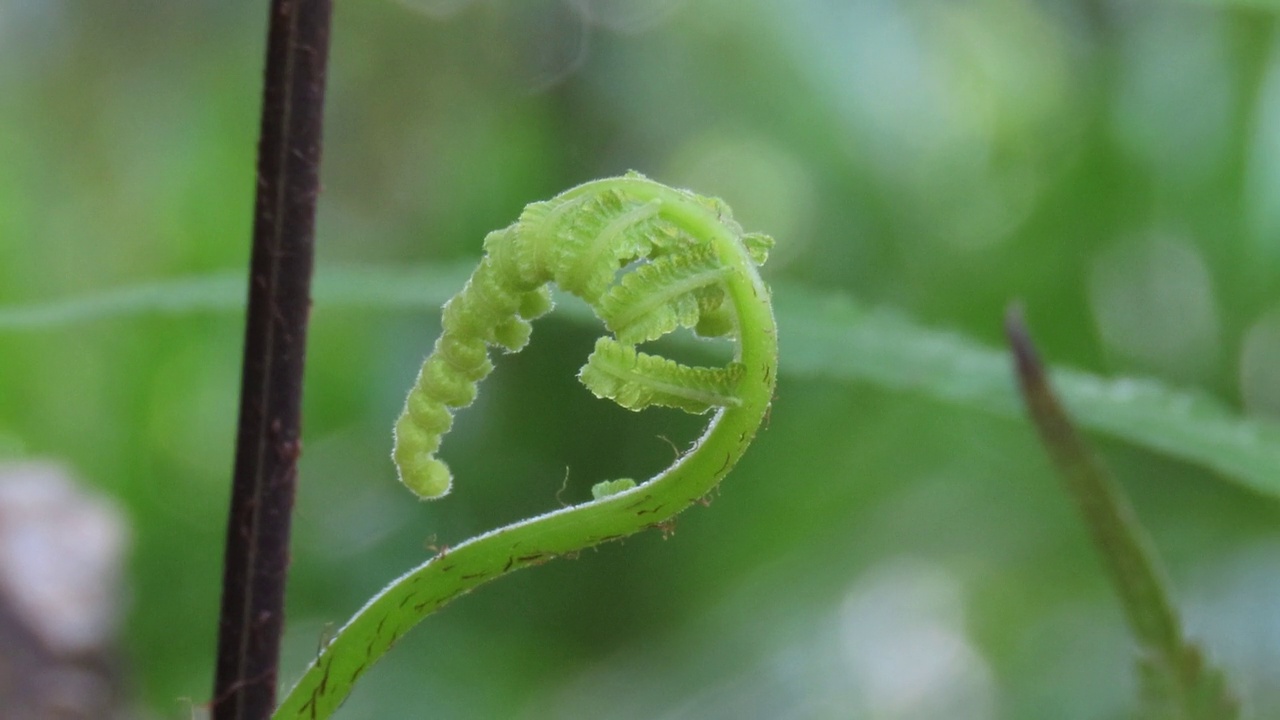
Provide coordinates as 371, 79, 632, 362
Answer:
273, 173, 778, 719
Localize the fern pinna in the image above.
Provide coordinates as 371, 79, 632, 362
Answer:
275, 173, 778, 718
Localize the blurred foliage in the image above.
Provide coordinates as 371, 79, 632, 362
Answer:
10, 267, 1280, 499
2, 0, 1280, 718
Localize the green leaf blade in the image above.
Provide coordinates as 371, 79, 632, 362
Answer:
775, 284, 1280, 501
5, 269, 1280, 501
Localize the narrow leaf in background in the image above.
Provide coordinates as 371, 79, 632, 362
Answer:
4, 271, 1279, 502
1006, 307, 1238, 720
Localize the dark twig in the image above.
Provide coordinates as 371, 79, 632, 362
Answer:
1005, 306, 1237, 719
212, 2, 332, 719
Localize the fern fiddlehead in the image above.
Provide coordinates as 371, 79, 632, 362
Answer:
274, 173, 778, 718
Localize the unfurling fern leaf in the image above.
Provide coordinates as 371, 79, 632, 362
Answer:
598, 244, 728, 344
275, 174, 777, 720
579, 337, 744, 413
392, 171, 773, 500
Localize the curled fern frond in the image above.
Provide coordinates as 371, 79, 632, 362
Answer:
276, 174, 777, 719
392, 172, 773, 500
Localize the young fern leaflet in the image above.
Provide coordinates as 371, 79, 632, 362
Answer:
274, 173, 778, 718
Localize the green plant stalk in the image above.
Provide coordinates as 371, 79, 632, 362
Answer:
273, 176, 777, 719
1006, 308, 1237, 720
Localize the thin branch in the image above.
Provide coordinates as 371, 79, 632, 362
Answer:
211, 1, 332, 718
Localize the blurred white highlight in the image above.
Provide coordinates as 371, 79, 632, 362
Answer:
836, 559, 996, 720
1089, 237, 1220, 382
1240, 310, 1280, 421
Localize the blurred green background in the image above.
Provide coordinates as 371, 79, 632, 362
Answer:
2, 0, 1280, 717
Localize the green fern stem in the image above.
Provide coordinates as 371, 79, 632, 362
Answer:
273, 174, 777, 719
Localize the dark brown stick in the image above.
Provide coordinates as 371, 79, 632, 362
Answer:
212, 2, 332, 718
